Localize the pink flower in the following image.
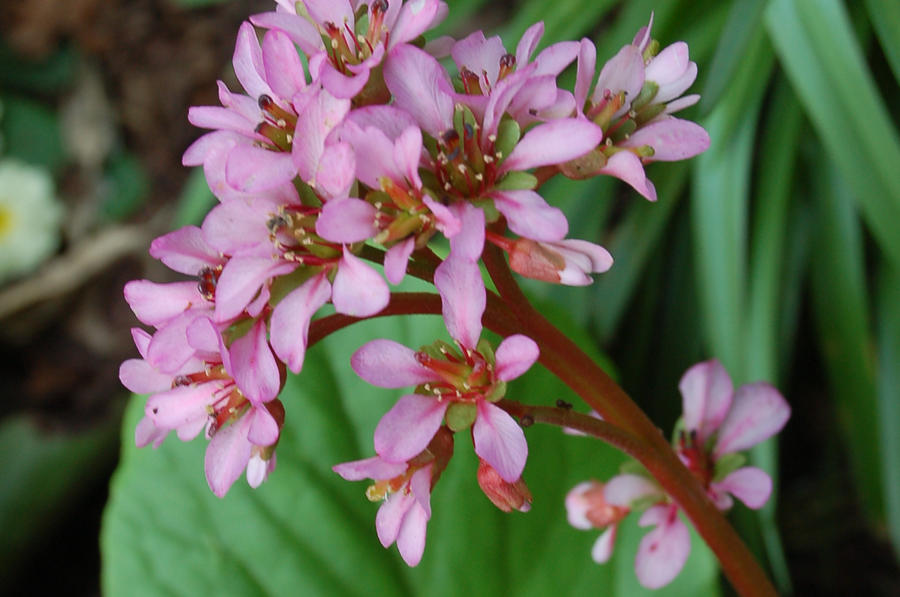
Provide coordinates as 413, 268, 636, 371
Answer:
351, 235, 538, 483
383, 43, 603, 249
121, 316, 285, 497
567, 360, 790, 588
677, 359, 791, 510
451, 22, 579, 127
251, 0, 448, 102
332, 427, 454, 566
496, 235, 613, 286
567, 15, 709, 201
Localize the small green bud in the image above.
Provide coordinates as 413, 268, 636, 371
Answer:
446, 402, 478, 432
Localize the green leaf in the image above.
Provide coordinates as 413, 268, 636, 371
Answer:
100, 151, 149, 221
0, 95, 65, 172
0, 42, 77, 94
173, 168, 216, 227
865, 0, 900, 83
690, 25, 773, 376
0, 416, 117, 583
876, 262, 900, 559
807, 152, 882, 519
765, 0, 900, 268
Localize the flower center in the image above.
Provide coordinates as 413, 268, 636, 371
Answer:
0, 203, 13, 239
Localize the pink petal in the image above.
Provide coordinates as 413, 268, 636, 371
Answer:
246, 452, 275, 488
592, 526, 617, 563
394, 126, 424, 190
345, 105, 418, 142
332, 247, 390, 317
146, 312, 204, 373
598, 150, 657, 201
374, 394, 448, 463
645, 42, 689, 87
494, 334, 539, 382
316, 141, 356, 197
384, 45, 454, 137
187, 106, 256, 135
205, 413, 253, 497
472, 401, 528, 483
565, 480, 600, 529
135, 415, 168, 448
574, 39, 597, 112
247, 405, 280, 446
604, 473, 664, 507
434, 257, 485, 348
622, 118, 710, 161
131, 327, 152, 358
634, 505, 691, 589
384, 238, 415, 284
376, 489, 413, 547
389, 0, 441, 48
145, 383, 219, 440
713, 466, 772, 510
292, 88, 351, 185
200, 199, 271, 255
492, 189, 568, 242
351, 339, 438, 388
333, 456, 408, 481
532, 40, 580, 77
250, 12, 322, 56
233, 22, 269, 99
262, 29, 307, 100
150, 226, 221, 275
226, 145, 298, 192
448, 202, 485, 261
679, 359, 733, 442
422, 196, 461, 238
501, 119, 604, 173
304, 0, 354, 30
270, 272, 332, 373
213, 256, 296, 322
227, 318, 281, 403
119, 359, 172, 394
452, 31, 505, 88
318, 63, 370, 99
396, 500, 428, 566
408, 464, 433, 517
124, 280, 201, 327
714, 382, 790, 457
315, 198, 377, 243
515, 21, 543, 66
592, 44, 645, 110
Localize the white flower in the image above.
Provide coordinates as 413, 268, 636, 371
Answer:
0, 159, 63, 283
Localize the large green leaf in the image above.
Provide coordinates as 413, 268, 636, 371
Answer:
103, 310, 722, 595
876, 263, 900, 559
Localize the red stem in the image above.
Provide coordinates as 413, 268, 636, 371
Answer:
481, 243, 777, 597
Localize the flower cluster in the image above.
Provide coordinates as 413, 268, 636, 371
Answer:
565, 360, 791, 588
120, 0, 710, 566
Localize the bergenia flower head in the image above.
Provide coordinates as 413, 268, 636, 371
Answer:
566, 14, 710, 201
251, 0, 448, 102
566, 359, 790, 589
333, 426, 453, 566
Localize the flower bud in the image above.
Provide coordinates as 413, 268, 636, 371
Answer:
477, 459, 533, 512
508, 239, 613, 286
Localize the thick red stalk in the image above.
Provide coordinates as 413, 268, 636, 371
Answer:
481, 243, 777, 597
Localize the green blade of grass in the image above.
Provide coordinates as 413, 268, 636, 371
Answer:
700, 0, 768, 114
876, 262, 900, 559
743, 79, 804, 594
865, 0, 900, 82
691, 24, 773, 376
765, 0, 900, 268
808, 151, 882, 519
